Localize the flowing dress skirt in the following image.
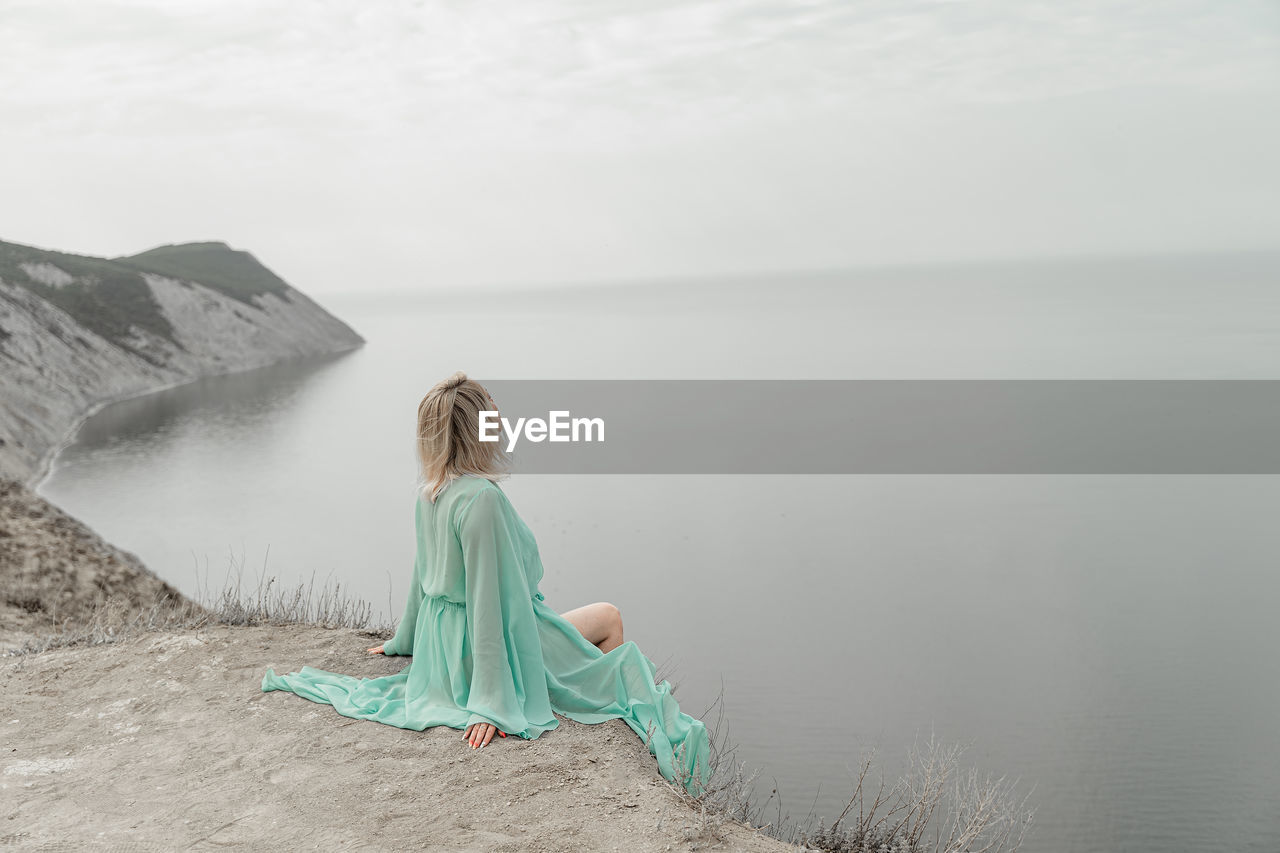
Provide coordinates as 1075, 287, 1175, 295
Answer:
261, 593, 712, 796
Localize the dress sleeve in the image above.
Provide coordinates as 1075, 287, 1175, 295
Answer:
381, 559, 423, 656
456, 486, 548, 734
382, 499, 425, 656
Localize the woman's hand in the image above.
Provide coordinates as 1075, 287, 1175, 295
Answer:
367, 644, 385, 655
464, 721, 508, 748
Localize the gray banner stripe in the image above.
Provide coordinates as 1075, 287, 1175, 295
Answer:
475, 380, 1280, 474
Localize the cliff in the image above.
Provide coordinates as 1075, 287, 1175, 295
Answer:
0, 238, 364, 485
0, 475, 198, 651
1, 623, 789, 851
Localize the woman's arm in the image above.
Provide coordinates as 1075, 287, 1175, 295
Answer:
381, 500, 426, 656
457, 486, 542, 733
380, 560, 424, 656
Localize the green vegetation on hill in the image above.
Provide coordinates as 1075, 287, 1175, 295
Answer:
118, 242, 290, 306
0, 238, 296, 364
0, 240, 178, 364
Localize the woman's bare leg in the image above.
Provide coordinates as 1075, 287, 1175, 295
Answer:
559, 601, 624, 653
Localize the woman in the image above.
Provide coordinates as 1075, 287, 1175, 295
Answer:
261, 372, 712, 797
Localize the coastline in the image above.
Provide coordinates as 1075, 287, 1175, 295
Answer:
26, 340, 364, 493
1, 262, 368, 652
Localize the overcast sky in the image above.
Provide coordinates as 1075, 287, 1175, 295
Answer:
2, 0, 1278, 292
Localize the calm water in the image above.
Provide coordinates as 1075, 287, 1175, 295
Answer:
39, 255, 1280, 852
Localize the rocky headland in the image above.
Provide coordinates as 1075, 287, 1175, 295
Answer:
0, 238, 364, 486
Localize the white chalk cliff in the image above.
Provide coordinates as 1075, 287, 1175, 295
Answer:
0, 239, 364, 485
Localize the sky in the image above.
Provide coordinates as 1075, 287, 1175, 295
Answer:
1, 0, 1278, 293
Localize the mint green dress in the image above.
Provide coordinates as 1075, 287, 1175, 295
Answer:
261, 475, 712, 796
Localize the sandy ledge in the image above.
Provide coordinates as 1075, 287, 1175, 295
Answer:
1, 623, 797, 852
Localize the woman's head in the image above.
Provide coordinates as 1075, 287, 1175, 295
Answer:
416, 371, 508, 502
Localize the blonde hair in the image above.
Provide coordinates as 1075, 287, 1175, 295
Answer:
416, 371, 509, 502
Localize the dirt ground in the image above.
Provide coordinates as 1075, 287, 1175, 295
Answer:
1, 623, 798, 852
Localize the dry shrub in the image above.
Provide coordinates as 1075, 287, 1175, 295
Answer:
654, 709, 1036, 853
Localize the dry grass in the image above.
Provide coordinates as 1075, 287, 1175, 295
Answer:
191, 545, 386, 631
643, 673, 784, 850
2, 548, 394, 666
650, 706, 1036, 853
616, 653, 1035, 852
4, 556, 1035, 852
